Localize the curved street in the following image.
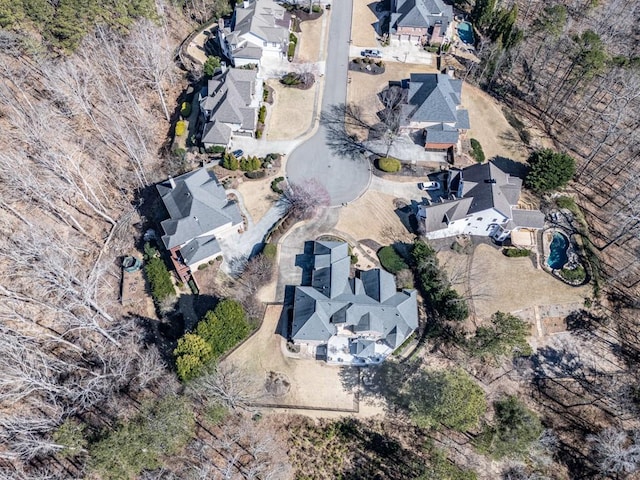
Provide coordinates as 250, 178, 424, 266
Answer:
285, 0, 371, 207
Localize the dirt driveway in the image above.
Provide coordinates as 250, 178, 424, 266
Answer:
225, 305, 358, 411
468, 244, 591, 320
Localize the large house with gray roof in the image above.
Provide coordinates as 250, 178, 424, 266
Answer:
399, 72, 470, 152
390, 0, 453, 45
157, 168, 243, 282
217, 0, 291, 67
291, 241, 418, 366
417, 161, 545, 241
198, 67, 262, 149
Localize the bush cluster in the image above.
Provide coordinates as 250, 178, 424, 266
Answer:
245, 170, 265, 179
258, 105, 267, 124
180, 101, 191, 117
143, 243, 175, 304
173, 299, 250, 381
271, 176, 285, 194
470, 138, 485, 163
377, 245, 408, 274
411, 240, 469, 321
524, 149, 576, 193
377, 157, 402, 172
175, 120, 187, 137
503, 247, 530, 258
287, 32, 298, 59
559, 264, 586, 283
206, 145, 226, 154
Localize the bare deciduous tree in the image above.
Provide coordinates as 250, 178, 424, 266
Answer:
587, 427, 640, 476
282, 178, 330, 220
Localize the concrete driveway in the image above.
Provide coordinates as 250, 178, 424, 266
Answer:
349, 43, 434, 65
286, 0, 371, 206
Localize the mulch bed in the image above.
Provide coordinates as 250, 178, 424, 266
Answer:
280, 73, 315, 90
349, 60, 385, 75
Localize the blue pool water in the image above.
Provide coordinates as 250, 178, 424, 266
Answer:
547, 232, 569, 269
458, 22, 475, 44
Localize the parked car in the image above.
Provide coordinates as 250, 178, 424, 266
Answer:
232, 149, 244, 158
418, 181, 441, 191
361, 49, 382, 58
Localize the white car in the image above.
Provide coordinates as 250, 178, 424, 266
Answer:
418, 181, 441, 191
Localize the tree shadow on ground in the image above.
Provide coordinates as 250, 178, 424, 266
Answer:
491, 155, 530, 179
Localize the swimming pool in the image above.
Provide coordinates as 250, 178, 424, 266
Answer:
457, 21, 475, 45
547, 232, 569, 269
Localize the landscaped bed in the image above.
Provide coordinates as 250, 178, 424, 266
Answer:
349, 57, 385, 74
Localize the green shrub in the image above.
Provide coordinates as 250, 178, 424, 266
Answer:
144, 253, 175, 304
188, 279, 199, 295
312, 4, 322, 12
53, 420, 86, 459
245, 170, 266, 179
470, 138, 485, 163
271, 176, 285, 193
239, 156, 261, 172
203, 56, 221, 77
556, 195, 576, 210
289, 32, 298, 44
180, 101, 191, 117
174, 333, 212, 381
255, 129, 263, 139
287, 41, 296, 59
262, 87, 269, 101
559, 264, 586, 283
206, 145, 226, 154
175, 120, 187, 137
524, 149, 576, 193
197, 263, 208, 270
377, 157, 402, 172
258, 105, 267, 124
425, 45, 439, 52
350, 254, 358, 264
503, 247, 530, 258
221, 152, 239, 170
378, 245, 408, 274
89, 397, 194, 479
263, 243, 277, 259
475, 396, 542, 459
281, 72, 301, 85
195, 299, 250, 358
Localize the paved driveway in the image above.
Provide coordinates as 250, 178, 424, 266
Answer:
286, 0, 371, 206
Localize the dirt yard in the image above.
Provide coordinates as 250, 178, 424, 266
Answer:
224, 305, 358, 411
297, 16, 324, 63
462, 83, 529, 163
335, 190, 415, 246
351, 0, 381, 46
235, 176, 279, 224
468, 243, 591, 320
265, 79, 317, 140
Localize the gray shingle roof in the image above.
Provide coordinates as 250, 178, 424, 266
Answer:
422, 197, 472, 233
511, 209, 546, 229
421, 161, 545, 235
231, 0, 289, 44
199, 68, 258, 137
291, 242, 418, 359
202, 120, 232, 146
403, 73, 469, 128
391, 0, 452, 32
157, 168, 242, 254
180, 235, 222, 266
425, 123, 460, 144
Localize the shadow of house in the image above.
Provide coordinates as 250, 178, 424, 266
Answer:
491, 155, 530, 179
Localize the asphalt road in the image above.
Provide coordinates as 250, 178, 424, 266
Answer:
285, 0, 371, 207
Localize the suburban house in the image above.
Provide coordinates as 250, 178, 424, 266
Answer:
198, 67, 262, 149
290, 241, 418, 366
156, 168, 243, 282
217, 0, 291, 67
417, 161, 545, 241
389, 0, 453, 45
398, 72, 470, 153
